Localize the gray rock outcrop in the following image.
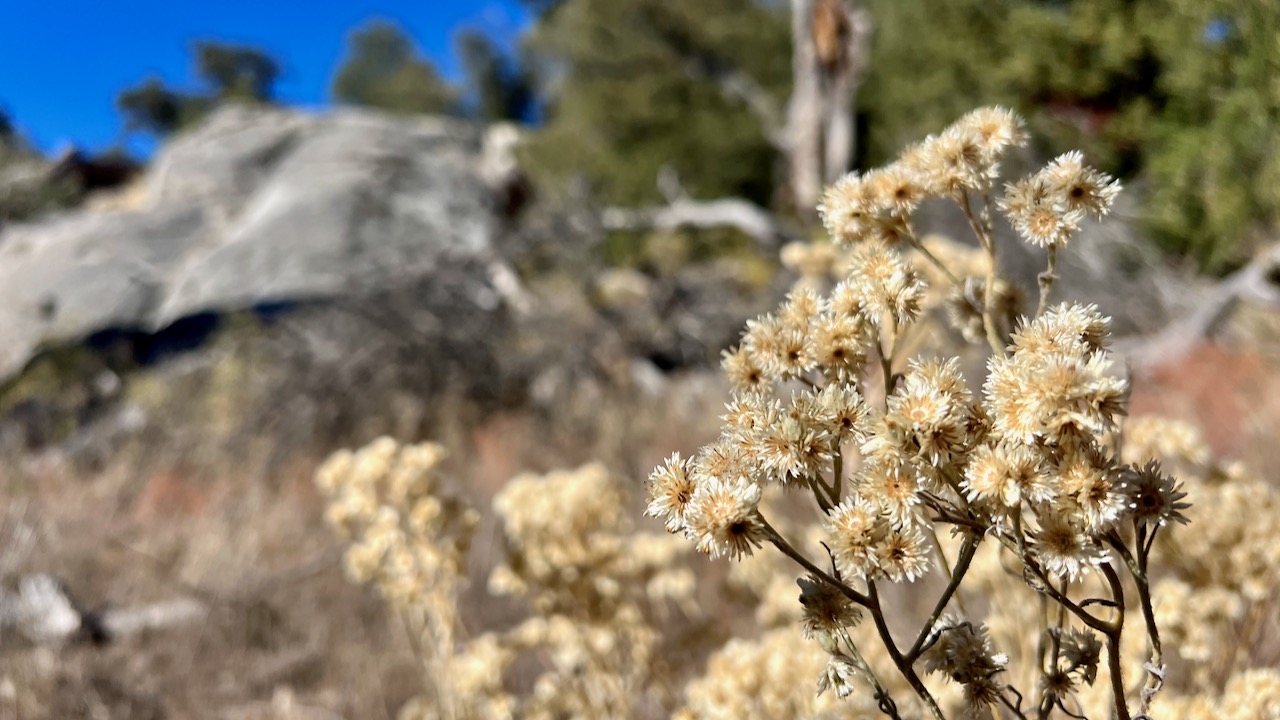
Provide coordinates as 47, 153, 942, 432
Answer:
0, 104, 496, 381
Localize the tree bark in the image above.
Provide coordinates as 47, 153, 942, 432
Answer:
785, 0, 873, 216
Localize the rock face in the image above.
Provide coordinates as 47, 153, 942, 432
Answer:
0, 104, 496, 381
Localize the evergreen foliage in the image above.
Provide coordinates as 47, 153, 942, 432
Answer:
332, 20, 458, 115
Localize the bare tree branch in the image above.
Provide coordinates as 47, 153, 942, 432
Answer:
682, 59, 785, 146
601, 197, 800, 249
1120, 242, 1280, 369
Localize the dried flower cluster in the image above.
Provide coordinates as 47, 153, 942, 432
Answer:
648, 108, 1193, 720
318, 443, 696, 719
314, 108, 1276, 720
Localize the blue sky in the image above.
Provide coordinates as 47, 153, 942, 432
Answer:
0, 1, 529, 154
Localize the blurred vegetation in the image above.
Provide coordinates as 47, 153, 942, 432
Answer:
4, 1, 1276, 272
518, 0, 791, 208
860, 0, 1279, 272
117, 41, 281, 138
332, 21, 459, 116
0, 120, 83, 223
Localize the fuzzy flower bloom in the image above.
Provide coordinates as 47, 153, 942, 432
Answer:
984, 324, 1128, 446
884, 357, 974, 467
1000, 174, 1083, 248
923, 616, 1008, 707
875, 525, 932, 582
858, 451, 925, 526
962, 442, 1055, 508
1011, 302, 1112, 357
645, 452, 697, 533
859, 163, 927, 217
1120, 460, 1191, 529
692, 438, 756, 486
955, 106, 1029, 164
721, 345, 769, 393
797, 574, 863, 638
816, 652, 861, 699
684, 476, 766, 560
1029, 512, 1107, 580
824, 498, 884, 581
809, 383, 870, 440
1059, 628, 1103, 685
743, 313, 815, 380
819, 171, 883, 244
907, 125, 996, 196
1054, 443, 1128, 532
1000, 152, 1119, 249
810, 312, 874, 380
1042, 150, 1121, 218
846, 241, 927, 325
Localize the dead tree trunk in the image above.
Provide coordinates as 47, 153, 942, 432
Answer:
785, 0, 872, 216
605, 0, 872, 240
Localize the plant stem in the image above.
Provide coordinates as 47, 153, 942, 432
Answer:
833, 451, 844, 502
1100, 561, 1130, 720
907, 535, 980, 662
867, 581, 946, 720
840, 628, 903, 720
807, 475, 836, 513
956, 191, 1005, 356
1036, 244, 1058, 317
1135, 525, 1165, 714
907, 233, 963, 286
760, 514, 869, 606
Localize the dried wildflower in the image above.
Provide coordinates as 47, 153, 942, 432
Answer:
923, 617, 1008, 696
1029, 513, 1107, 580
684, 476, 766, 560
962, 442, 1055, 508
722, 393, 766, 433
824, 498, 883, 581
811, 312, 873, 379
848, 241, 927, 325
816, 652, 861, 699
955, 106, 1029, 163
1000, 174, 1082, 248
1042, 150, 1121, 219
859, 453, 925, 526
819, 172, 880, 244
1055, 444, 1127, 531
1060, 628, 1103, 685
984, 331, 1128, 445
864, 163, 926, 216
911, 125, 993, 196
1012, 302, 1111, 357
646, 452, 697, 533
692, 438, 755, 486
779, 286, 824, 329
744, 313, 814, 380
886, 358, 973, 466
721, 345, 770, 393
797, 574, 862, 638
645, 109, 1192, 719
1039, 666, 1078, 701
1120, 460, 1191, 529
876, 525, 932, 582
810, 383, 869, 440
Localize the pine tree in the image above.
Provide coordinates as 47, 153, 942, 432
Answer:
521, 0, 792, 208
332, 20, 458, 115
